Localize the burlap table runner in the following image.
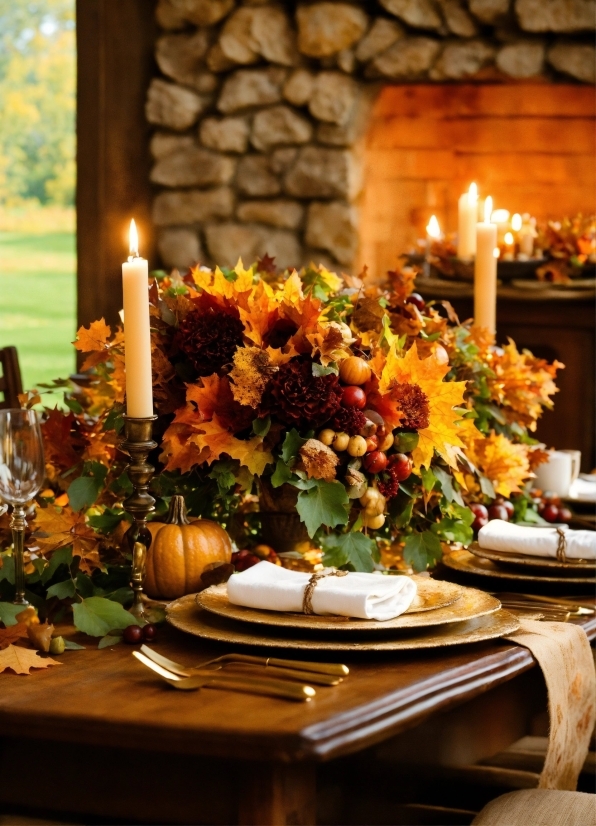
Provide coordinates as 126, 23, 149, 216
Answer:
503, 618, 596, 790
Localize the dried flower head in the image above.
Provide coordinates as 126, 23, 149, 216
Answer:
299, 439, 339, 482
393, 382, 430, 430
262, 358, 341, 430
331, 406, 367, 437
176, 307, 244, 376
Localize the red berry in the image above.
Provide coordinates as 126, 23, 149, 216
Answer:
363, 450, 388, 473
488, 503, 509, 522
123, 624, 143, 645
389, 453, 413, 481
500, 500, 514, 519
342, 386, 367, 409
234, 550, 261, 571
142, 623, 157, 642
365, 436, 378, 453
557, 506, 572, 523
406, 292, 425, 311
469, 503, 489, 532
539, 503, 560, 523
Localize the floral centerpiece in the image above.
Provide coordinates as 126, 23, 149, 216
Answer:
0, 258, 561, 640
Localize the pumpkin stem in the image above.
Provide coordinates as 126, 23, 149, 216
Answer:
166, 495, 191, 526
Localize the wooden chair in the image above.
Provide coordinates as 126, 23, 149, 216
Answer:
0, 346, 23, 409
471, 789, 596, 825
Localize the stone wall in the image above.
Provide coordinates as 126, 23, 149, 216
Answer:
148, 0, 595, 272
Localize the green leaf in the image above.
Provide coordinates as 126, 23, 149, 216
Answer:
321, 532, 377, 572
392, 498, 414, 529
69, 463, 107, 511
88, 507, 127, 535
207, 460, 237, 496
403, 531, 442, 572
281, 429, 308, 464
73, 597, 140, 637
420, 467, 437, 492
296, 480, 349, 538
104, 587, 133, 605
479, 475, 496, 498
110, 471, 133, 497
431, 517, 473, 546
0, 602, 25, 626
75, 572, 95, 598
46, 579, 76, 600
395, 432, 419, 453
41, 546, 73, 584
98, 634, 123, 649
65, 397, 83, 414
63, 639, 86, 650
433, 467, 464, 506
252, 415, 271, 438
0, 554, 15, 584
312, 362, 338, 377
271, 458, 293, 488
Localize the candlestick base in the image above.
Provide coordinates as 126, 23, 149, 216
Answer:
120, 416, 157, 619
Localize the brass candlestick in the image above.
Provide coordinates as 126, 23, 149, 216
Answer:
120, 415, 157, 619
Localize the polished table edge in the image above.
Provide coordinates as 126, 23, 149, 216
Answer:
0, 617, 594, 764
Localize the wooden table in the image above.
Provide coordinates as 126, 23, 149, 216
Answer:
0, 616, 594, 825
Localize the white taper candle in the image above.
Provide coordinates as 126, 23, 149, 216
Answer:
122, 220, 153, 418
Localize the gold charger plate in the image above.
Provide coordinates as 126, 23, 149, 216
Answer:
166, 595, 520, 651
196, 578, 493, 633
443, 549, 596, 584
470, 541, 595, 574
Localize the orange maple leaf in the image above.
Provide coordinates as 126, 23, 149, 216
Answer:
0, 623, 29, 650
186, 374, 223, 422
465, 431, 532, 497
73, 319, 112, 354
191, 417, 274, 476
0, 644, 60, 675
31, 506, 103, 573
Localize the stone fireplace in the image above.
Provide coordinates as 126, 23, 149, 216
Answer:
147, 0, 595, 273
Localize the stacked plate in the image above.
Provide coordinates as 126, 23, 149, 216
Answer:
443, 542, 596, 587
166, 576, 520, 652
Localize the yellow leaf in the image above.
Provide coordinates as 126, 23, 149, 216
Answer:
464, 432, 532, 498
192, 418, 274, 475
73, 318, 112, 353
229, 347, 275, 408
0, 644, 61, 675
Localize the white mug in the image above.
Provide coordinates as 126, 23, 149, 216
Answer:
533, 450, 581, 497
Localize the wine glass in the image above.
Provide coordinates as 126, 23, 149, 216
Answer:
0, 409, 45, 605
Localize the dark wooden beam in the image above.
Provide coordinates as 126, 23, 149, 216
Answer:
76, 0, 157, 330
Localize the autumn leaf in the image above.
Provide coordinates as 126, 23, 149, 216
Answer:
465, 431, 532, 498
306, 323, 350, 367
299, 439, 339, 482
27, 622, 54, 652
0, 622, 28, 650
186, 374, 223, 422
0, 644, 61, 675
31, 506, 103, 574
191, 418, 274, 476
229, 347, 276, 408
73, 318, 112, 354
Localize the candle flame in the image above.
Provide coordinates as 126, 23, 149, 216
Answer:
493, 247, 500, 258
426, 214, 441, 239
491, 209, 510, 224
511, 213, 522, 232
468, 182, 478, 204
129, 219, 139, 257
484, 196, 493, 223
504, 232, 514, 246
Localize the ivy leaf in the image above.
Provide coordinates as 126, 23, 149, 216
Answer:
281, 429, 308, 464
296, 480, 349, 538
207, 460, 237, 496
312, 362, 338, 377
252, 415, 271, 438
271, 458, 293, 488
68, 462, 108, 511
420, 467, 437, 492
73, 597, 140, 637
98, 634, 123, 649
433, 467, 464, 506
88, 508, 127, 535
46, 579, 76, 600
0, 602, 25, 627
394, 432, 419, 453
41, 546, 73, 584
403, 531, 442, 572
321, 532, 377, 572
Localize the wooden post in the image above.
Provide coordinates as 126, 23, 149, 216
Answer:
76, 0, 157, 330
238, 763, 316, 826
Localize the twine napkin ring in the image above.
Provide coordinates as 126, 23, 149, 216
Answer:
556, 527, 567, 563
303, 569, 348, 614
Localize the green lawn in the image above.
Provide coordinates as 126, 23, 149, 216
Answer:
0, 231, 76, 398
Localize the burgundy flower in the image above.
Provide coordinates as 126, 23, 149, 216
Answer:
393, 382, 430, 430
262, 358, 342, 430
176, 307, 244, 376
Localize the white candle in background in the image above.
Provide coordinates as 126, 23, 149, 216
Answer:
122, 219, 153, 418
511, 213, 522, 233
424, 215, 441, 277
518, 214, 536, 258
503, 231, 515, 261
457, 182, 477, 260
475, 196, 498, 334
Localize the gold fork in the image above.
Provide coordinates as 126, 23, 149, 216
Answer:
139, 645, 348, 685
133, 651, 316, 702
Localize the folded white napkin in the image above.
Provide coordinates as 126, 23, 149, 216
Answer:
569, 478, 596, 503
478, 519, 596, 560
226, 561, 417, 621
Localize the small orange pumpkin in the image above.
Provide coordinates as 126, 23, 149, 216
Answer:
339, 356, 371, 386
144, 495, 232, 600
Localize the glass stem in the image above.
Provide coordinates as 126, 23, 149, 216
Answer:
11, 505, 28, 606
